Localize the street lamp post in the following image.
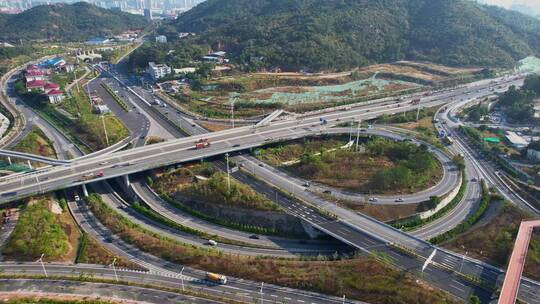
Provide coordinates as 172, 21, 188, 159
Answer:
180, 266, 185, 291
111, 257, 118, 282
459, 251, 468, 273
225, 153, 231, 193
37, 254, 47, 277
260, 282, 264, 304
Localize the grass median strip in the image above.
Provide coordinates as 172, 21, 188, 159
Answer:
101, 82, 129, 112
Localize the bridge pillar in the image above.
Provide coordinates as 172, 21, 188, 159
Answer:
123, 175, 130, 187
27, 160, 33, 170
82, 184, 89, 197
7, 157, 11, 165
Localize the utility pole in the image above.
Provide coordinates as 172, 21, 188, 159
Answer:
37, 254, 47, 277
111, 257, 118, 282
225, 153, 231, 193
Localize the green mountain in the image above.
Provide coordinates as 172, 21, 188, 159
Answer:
0, 2, 149, 42
169, 0, 540, 71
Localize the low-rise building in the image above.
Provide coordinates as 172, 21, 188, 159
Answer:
155, 35, 167, 43
25, 69, 46, 82
505, 131, 529, 149
44, 82, 60, 94
147, 62, 172, 81
26, 80, 47, 92
85, 37, 111, 45
47, 89, 65, 104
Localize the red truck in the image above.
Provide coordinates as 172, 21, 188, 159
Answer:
195, 139, 211, 149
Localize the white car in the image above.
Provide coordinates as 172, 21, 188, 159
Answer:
207, 240, 218, 246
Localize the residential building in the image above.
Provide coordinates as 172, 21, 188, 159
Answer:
147, 62, 171, 81
155, 35, 167, 43
527, 142, 540, 162
47, 89, 65, 104
44, 82, 60, 94
24, 69, 46, 82
26, 80, 46, 92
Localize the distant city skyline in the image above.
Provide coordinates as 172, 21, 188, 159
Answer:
0, 0, 206, 16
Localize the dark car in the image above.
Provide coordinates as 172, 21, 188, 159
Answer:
323, 190, 332, 194
249, 234, 260, 239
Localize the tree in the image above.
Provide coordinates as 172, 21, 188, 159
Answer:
469, 295, 481, 304
453, 155, 465, 171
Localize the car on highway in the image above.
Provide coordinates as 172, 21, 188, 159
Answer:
395, 198, 404, 202
232, 144, 241, 147
368, 197, 378, 202
303, 182, 311, 187
249, 234, 260, 239
323, 190, 332, 194
207, 240, 218, 246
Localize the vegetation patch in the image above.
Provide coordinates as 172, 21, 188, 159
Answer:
3, 196, 77, 262
153, 164, 281, 211
430, 182, 497, 244
75, 232, 143, 270
151, 164, 300, 236
15, 84, 129, 152
86, 193, 458, 304
259, 136, 442, 195
0, 298, 116, 304
443, 203, 540, 281
12, 126, 57, 164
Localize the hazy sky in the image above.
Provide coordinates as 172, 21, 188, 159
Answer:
482, 0, 540, 14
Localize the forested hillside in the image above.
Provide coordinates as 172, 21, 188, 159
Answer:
0, 2, 148, 42
165, 0, 540, 71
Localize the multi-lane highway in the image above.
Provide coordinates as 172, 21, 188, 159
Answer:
2, 62, 539, 303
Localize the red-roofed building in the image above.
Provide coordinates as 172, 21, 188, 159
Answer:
47, 89, 65, 104
26, 80, 47, 92
25, 68, 46, 82
44, 82, 60, 94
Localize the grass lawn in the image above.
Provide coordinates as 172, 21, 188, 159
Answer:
12, 126, 56, 167
3, 196, 79, 262
87, 193, 458, 304
443, 203, 540, 281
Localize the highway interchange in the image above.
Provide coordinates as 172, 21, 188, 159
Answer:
0, 56, 539, 304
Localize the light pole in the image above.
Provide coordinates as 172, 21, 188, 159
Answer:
459, 251, 468, 273
111, 257, 118, 282
231, 98, 235, 128
37, 254, 47, 277
260, 282, 264, 304
355, 119, 361, 152
225, 153, 231, 193
180, 266, 185, 292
